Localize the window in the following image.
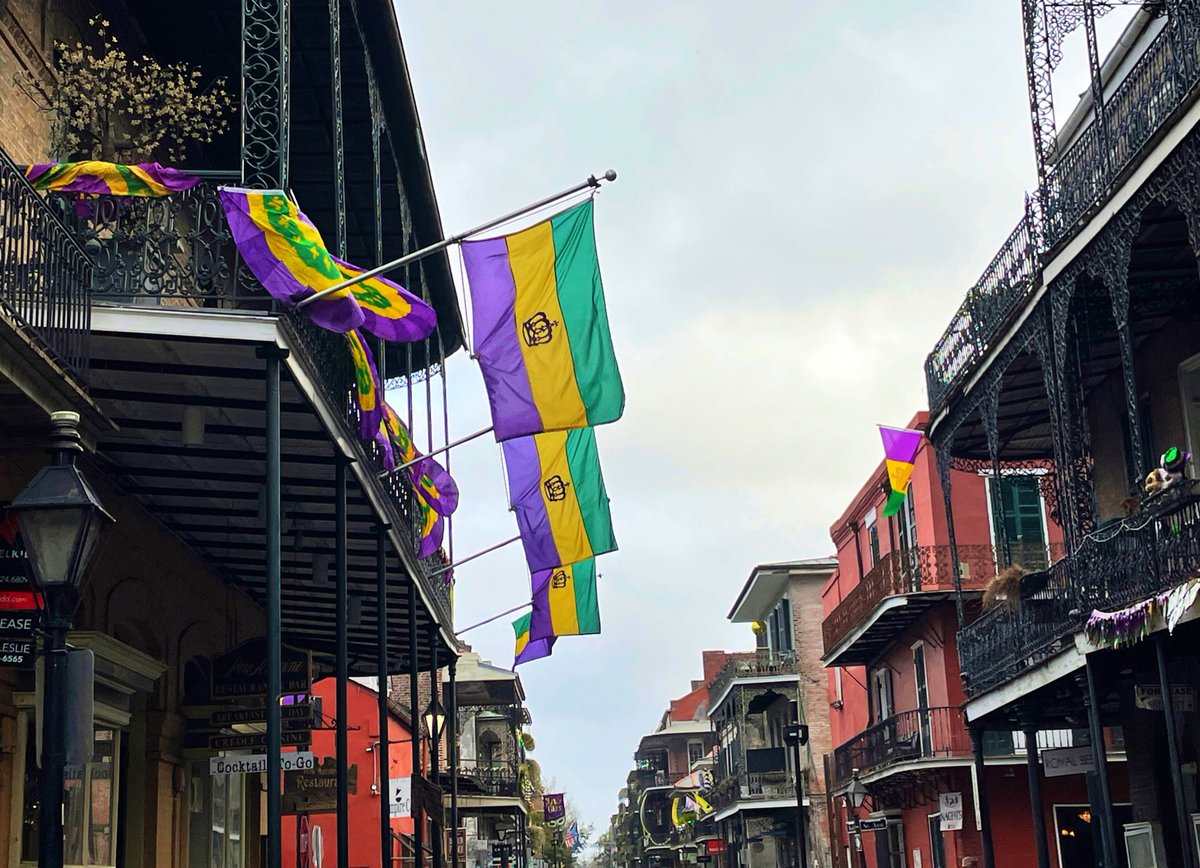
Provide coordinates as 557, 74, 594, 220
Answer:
687, 741, 704, 767
768, 598, 793, 653
19, 715, 122, 867
870, 667, 894, 723
988, 475, 1048, 568
188, 762, 246, 868
866, 507, 881, 566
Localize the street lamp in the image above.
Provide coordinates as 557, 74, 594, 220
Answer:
424, 698, 447, 741
783, 700, 810, 868
844, 770, 870, 868
8, 411, 113, 868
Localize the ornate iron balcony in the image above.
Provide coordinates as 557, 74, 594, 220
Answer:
43, 178, 451, 624
707, 649, 797, 708
0, 148, 92, 382
832, 706, 972, 788
925, 9, 1200, 412
705, 768, 796, 813
446, 759, 521, 798
959, 480, 1200, 698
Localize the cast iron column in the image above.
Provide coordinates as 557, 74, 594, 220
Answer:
430, 625, 443, 868
1156, 635, 1197, 868
336, 459, 350, 868
449, 657, 459, 868
258, 344, 288, 868
970, 726, 995, 868
37, 599, 69, 867
378, 524, 393, 868
410, 579, 424, 868
1082, 662, 1118, 868
1023, 726, 1051, 868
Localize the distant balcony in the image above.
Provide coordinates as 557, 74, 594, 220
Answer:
822, 544, 1062, 667
0, 148, 92, 382
832, 707, 971, 788
446, 760, 521, 799
707, 768, 796, 814
960, 481, 1200, 698
925, 9, 1200, 411
707, 649, 796, 707
42, 178, 451, 622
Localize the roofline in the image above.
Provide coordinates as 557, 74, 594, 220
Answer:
726, 559, 837, 621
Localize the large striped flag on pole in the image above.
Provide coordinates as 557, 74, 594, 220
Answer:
529, 558, 600, 641
462, 199, 624, 441
502, 428, 616, 572
879, 425, 922, 517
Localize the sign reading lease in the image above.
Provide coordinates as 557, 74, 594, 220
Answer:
939, 792, 964, 831
1134, 684, 1195, 712
211, 637, 312, 698
0, 514, 40, 666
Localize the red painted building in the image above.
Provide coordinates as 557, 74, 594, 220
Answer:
281, 678, 423, 868
820, 412, 1128, 868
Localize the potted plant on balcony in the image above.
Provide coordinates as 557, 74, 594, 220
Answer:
45, 18, 234, 302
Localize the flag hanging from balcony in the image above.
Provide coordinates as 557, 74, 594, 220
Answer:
513, 612, 555, 668
375, 403, 459, 517
529, 557, 600, 641
462, 199, 624, 442
416, 487, 444, 559
502, 427, 616, 572
879, 425, 922, 517
25, 161, 200, 196
219, 188, 436, 342
346, 330, 383, 440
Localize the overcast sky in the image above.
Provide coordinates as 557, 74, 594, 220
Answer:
392, 1, 1134, 845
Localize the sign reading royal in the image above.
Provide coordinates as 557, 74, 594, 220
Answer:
211, 637, 312, 698
210, 751, 315, 776
938, 792, 964, 831
1042, 746, 1096, 778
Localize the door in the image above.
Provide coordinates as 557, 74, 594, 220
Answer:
896, 492, 920, 590
927, 815, 946, 868
990, 475, 1048, 568
912, 642, 932, 756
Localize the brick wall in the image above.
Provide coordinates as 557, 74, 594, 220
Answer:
790, 574, 834, 866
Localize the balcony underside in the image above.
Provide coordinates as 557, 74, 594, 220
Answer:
709, 797, 809, 825
85, 306, 452, 671
822, 591, 961, 668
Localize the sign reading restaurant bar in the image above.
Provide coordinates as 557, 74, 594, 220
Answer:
211, 637, 313, 698
0, 514, 40, 666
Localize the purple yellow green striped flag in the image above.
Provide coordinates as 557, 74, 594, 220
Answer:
513, 612, 555, 669
462, 199, 624, 442
416, 488, 444, 559
375, 402, 459, 517
25, 161, 200, 196
502, 427, 616, 572
219, 188, 436, 341
346, 330, 383, 440
529, 558, 600, 642
880, 425, 922, 517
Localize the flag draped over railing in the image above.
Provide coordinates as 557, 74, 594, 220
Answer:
463, 199, 624, 442
25, 161, 200, 196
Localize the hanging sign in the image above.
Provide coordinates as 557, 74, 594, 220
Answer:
209, 730, 311, 750
389, 776, 412, 818
211, 637, 312, 698
210, 751, 315, 775
543, 793, 566, 821
283, 757, 357, 814
1134, 684, 1195, 712
939, 793, 964, 831
0, 515, 40, 666
1042, 746, 1096, 777
859, 818, 888, 832
210, 702, 313, 727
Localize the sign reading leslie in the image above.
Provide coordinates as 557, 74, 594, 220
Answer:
939, 792, 964, 831
0, 515, 40, 666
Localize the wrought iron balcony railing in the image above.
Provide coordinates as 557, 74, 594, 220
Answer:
707, 649, 796, 706
43, 178, 452, 623
925, 9, 1200, 411
0, 148, 92, 382
820, 544, 1060, 659
706, 769, 795, 813
832, 707, 972, 787
959, 480, 1200, 698
446, 760, 521, 798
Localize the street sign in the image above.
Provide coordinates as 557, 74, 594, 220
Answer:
1135, 684, 1195, 712
705, 840, 727, 855
939, 793, 964, 831
389, 776, 412, 818
1042, 746, 1096, 778
210, 751, 315, 775
210, 703, 312, 727
209, 730, 311, 750
697, 856, 712, 864
858, 818, 888, 832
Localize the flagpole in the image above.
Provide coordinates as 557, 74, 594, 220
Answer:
297, 170, 618, 310
377, 425, 493, 478
456, 602, 533, 635
429, 535, 520, 578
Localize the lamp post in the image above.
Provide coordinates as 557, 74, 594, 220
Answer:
845, 771, 869, 868
8, 411, 113, 868
783, 700, 810, 868
424, 699, 447, 868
